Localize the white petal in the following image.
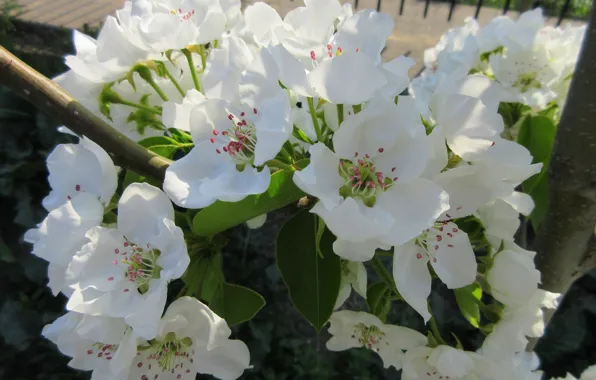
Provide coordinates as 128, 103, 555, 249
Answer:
308, 52, 387, 105
33, 193, 103, 266
203, 36, 253, 101
162, 89, 206, 132
269, 44, 314, 97
427, 222, 477, 289
392, 241, 432, 321
331, 9, 394, 64
194, 339, 251, 380
253, 90, 292, 166
243, 2, 283, 44
211, 165, 271, 203
377, 179, 450, 247
43, 140, 117, 211
348, 261, 368, 298
163, 142, 236, 209
334, 281, 352, 310
487, 249, 541, 307
379, 56, 415, 99
427, 346, 475, 378
117, 182, 175, 243
501, 191, 535, 216
292, 143, 343, 209
333, 238, 381, 262
312, 198, 393, 243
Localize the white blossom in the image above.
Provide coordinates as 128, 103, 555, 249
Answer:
65, 183, 189, 339
326, 310, 426, 369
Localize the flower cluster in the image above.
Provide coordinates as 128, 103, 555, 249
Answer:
27, 133, 249, 376
418, 9, 586, 111
27, 0, 591, 378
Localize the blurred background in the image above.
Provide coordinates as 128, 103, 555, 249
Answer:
0, 0, 594, 379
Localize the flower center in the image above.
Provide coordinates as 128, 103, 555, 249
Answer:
338, 152, 397, 207
170, 7, 196, 22
415, 221, 460, 264
137, 332, 194, 374
513, 72, 542, 93
119, 242, 162, 294
211, 109, 259, 167
351, 323, 388, 352
86, 342, 119, 361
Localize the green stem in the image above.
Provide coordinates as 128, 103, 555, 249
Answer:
182, 49, 202, 93
337, 104, 344, 126
266, 159, 295, 171
371, 255, 401, 299
119, 99, 162, 115
212, 39, 219, 49
307, 97, 323, 142
163, 66, 185, 97
199, 45, 208, 72
144, 77, 169, 102
429, 317, 447, 345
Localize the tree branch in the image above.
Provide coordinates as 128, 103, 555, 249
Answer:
0, 46, 172, 182
527, 5, 596, 350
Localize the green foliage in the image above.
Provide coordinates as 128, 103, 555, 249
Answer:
210, 283, 266, 326
517, 115, 557, 231
137, 135, 183, 159
276, 210, 341, 331
193, 162, 308, 236
453, 283, 482, 328
366, 282, 392, 323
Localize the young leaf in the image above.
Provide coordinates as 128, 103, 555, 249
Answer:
366, 282, 392, 323
192, 160, 309, 236
453, 282, 482, 328
517, 115, 556, 231
137, 136, 180, 159
209, 283, 266, 326
276, 210, 341, 331
182, 253, 224, 303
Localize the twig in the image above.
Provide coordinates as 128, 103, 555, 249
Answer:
0, 46, 172, 182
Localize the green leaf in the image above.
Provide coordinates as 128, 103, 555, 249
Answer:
137, 136, 180, 158
517, 115, 556, 231
453, 282, 482, 328
182, 253, 224, 303
121, 170, 161, 190
366, 282, 392, 323
276, 210, 341, 331
210, 283, 266, 326
193, 161, 309, 236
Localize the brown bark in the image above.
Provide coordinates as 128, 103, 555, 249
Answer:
527, 4, 596, 350
0, 46, 172, 182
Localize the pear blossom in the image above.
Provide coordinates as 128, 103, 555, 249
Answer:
486, 244, 541, 307
44, 297, 250, 380
326, 310, 426, 369
334, 260, 367, 309
164, 48, 293, 209
42, 311, 131, 377
401, 345, 489, 380
480, 288, 560, 358
294, 97, 449, 261
65, 183, 189, 339
130, 0, 233, 52
554, 365, 596, 380
25, 193, 104, 296
112, 296, 251, 380
392, 220, 477, 321
42, 137, 118, 211
25, 139, 118, 295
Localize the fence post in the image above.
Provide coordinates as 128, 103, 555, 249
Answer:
527, 3, 596, 350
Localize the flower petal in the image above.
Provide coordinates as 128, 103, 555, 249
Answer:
392, 241, 432, 321
308, 52, 387, 105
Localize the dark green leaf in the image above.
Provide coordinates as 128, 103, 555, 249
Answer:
528, 173, 549, 231
210, 283, 266, 326
182, 253, 224, 303
453, 282, 482, 328
276, 210, 341, 331
193, 161, 309, 236
366, 282, 392, 323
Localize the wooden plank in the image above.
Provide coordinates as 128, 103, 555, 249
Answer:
46, 1, 112, 27
19, 0, 64, 17
63, 1, 123, 28
24, 0, 82, 23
